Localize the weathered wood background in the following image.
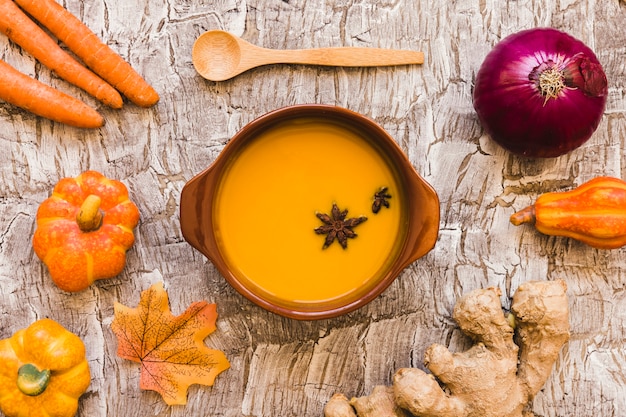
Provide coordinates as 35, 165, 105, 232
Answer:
1, 0, 625, 416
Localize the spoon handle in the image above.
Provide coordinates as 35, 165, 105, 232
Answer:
258, 47, 424, 67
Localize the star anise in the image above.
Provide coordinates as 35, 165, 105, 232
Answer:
372, 186, 391, 213
314, 203, 367, 249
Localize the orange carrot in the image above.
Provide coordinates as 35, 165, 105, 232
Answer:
14, 0, 160, 108
0, 0, 122, 109
0, 59, 104, 128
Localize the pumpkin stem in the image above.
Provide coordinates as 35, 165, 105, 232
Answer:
17, 364, 51, 396
510, 205, 537, 226
77, 194, 104, 232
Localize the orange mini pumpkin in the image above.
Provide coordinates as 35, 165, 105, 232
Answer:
0, 319, 91, 417
33, 170, 140, 292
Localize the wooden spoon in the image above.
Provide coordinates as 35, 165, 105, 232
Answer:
192, 30, 424, 81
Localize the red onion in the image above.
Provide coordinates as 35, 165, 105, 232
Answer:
473, 28, 608, 158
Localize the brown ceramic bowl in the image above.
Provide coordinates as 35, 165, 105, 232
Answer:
180, 104, 439, 320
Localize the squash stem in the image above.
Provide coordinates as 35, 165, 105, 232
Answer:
77, 194, 104, 232
17, 364, 51, 396
510, 205, 536, 226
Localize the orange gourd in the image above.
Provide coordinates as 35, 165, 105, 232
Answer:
33, 170, 140, 292
510, 176, 626, 249
0, 319, 91, 417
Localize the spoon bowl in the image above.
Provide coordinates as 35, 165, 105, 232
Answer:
192, 30, 424, 81
193, 30, 243, 81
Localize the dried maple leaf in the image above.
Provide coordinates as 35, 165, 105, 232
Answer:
111, 281, 230, 405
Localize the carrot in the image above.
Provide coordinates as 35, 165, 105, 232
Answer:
0, 59, 104, 128
14, 0, 160, 108
0, 0, 123, 109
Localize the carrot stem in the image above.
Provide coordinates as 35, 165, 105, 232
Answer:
0, 59, 104, 128
14, 0, 159, 108
0, 0, 123, 109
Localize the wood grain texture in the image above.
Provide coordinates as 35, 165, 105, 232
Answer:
1, 0, 625, 416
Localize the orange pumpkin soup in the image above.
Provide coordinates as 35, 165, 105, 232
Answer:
213, 117, 405, 307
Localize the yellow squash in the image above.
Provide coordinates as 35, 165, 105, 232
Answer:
510, 176, 626, 249
32, 170, 140, 292
0, 319, 91, 417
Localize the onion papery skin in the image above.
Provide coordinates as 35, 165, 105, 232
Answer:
473, 28, 608, 158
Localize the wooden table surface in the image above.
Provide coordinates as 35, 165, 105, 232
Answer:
1, 1, 626, 416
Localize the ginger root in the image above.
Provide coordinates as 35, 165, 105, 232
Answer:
324, 280, 570, 417
325, 388, 412, 417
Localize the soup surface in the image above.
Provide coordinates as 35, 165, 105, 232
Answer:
214, 117, 405, 308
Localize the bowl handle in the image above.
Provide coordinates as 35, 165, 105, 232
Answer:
180, 170, 216, 259
400, 172, 440, 269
